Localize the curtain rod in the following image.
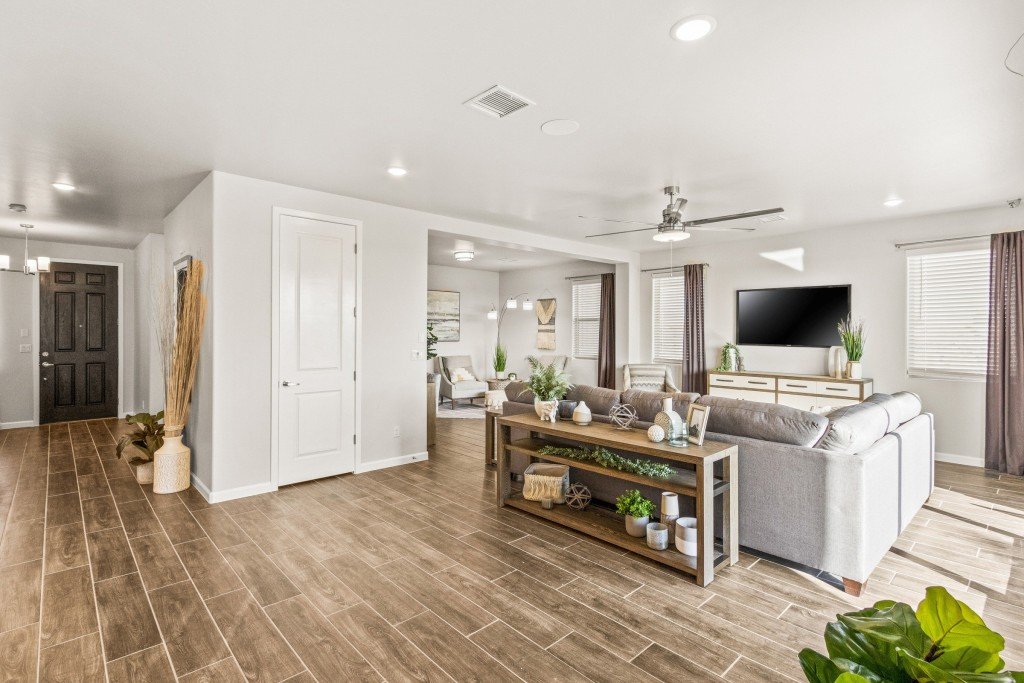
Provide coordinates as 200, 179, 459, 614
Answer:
563, 273, 612, 281
640, 263, 709, 274
894, 233, 994, 250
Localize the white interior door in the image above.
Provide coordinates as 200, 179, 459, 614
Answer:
278, 214, 357, 485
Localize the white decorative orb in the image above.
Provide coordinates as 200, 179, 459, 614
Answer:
647, 425, 666, 443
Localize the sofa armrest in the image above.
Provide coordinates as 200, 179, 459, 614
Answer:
439, 370, 456, 399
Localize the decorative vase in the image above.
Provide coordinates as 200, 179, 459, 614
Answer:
828, 346, 847, 379
625, 514, 649, 538
572, 401, 592, 426
497, 371, 507, 380
534, 398, 558, 422
130, 460, 154, 485
846, 360, 863, 380
675, 517, 698, 556
557, 400, 578, 420
646, 523, 669, 550
153, 433, 191, 494
647, 425, 666, 443
660, 492, 679, 533
654, 397, 684, 441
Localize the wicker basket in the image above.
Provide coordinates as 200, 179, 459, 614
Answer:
523, 463, 570, 504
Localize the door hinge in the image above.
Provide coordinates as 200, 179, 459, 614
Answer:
353, 370, 356, 381
353, 434, 357, 445
353, 306, 357, 318
354, 243, 358, 254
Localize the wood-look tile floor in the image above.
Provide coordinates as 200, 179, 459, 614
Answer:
1, 418, 1022, 681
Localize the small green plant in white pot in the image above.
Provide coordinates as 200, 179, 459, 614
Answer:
493, 342, 508, 379
526, 355, 572, 422
838, 315, 865, 379
616, 489, 654, 538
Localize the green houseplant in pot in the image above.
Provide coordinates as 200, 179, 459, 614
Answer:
799, 585, 1023, 682
115, 411, 165, 485
616, 489, 655, 537
838, 315, 865, 380
526, 355, 572, 421
493, 342, 508, 379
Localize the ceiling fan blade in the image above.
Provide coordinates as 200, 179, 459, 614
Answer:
577, 215, 659, 226
687, 225, 757, 232
584, 226, 660, 238
683, 207, 784, 227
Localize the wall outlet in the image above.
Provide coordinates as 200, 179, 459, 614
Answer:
19, 329, 28, 337
18, 344, 31, 353
411, 349, 424, 360
393, 426, 401, 438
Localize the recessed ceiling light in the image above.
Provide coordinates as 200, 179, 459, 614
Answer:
652, 230, 692, 242
541, 119, 580, 136
387, 167, 408, 177
671, 15, 717, 42
453, 250, 474, 262
883, 197, 904, 208
52, 182, 76, 191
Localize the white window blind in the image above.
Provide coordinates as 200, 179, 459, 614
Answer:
652, 274, 686, 362
572, 279, 601, 359
906, 247, 990, 379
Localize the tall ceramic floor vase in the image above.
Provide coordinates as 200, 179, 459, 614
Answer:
153, 432, 190, 494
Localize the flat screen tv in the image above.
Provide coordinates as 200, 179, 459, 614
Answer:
736, 285, 851, 348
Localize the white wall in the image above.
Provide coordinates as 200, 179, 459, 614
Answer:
132, 233, 166, 414
637, 205, 1022, 464
162, 175, 214, 486
0, 273, 35, 426
427, 265, 497, 379
0, 236, 138, 425
497, 261, 615, 387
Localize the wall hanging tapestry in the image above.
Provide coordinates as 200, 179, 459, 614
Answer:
535, 297, 556, 349
427, 290, 460, 342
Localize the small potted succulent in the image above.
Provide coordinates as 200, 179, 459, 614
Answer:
526, 355, 572, 422
615, 489, 654, 537
115, 411, 165, 484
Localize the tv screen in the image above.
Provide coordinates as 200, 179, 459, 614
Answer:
736, 285, 851, 347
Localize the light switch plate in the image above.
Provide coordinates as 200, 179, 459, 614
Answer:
19, 344, 31, 353
19, 329, 28, 337
411, 349, 424, 360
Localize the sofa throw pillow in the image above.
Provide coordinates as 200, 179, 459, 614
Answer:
450, 367, 475, 382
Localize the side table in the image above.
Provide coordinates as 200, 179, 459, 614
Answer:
484, 408, 502, 469
486, 378, 512, 391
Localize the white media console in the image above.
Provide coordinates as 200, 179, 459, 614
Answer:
707, 370, 873, 409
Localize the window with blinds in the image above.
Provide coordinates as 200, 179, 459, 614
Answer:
906, 247, 990, 379
571, 279, 601, 359
652, 274, 685, 362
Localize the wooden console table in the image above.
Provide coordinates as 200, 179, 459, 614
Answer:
496, 413, 738, 586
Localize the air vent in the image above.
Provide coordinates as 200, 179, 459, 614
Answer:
758, 214, 788, 223
464, 85, 534, 118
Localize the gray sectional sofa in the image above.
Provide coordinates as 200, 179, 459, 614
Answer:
501, 382, 934, 593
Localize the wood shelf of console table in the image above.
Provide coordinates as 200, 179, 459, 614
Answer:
496, 413, 739, 586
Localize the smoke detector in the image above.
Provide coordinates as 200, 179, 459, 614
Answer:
464, 85, 534, 118
8, 203, 27, 213
758, 214, 787, 223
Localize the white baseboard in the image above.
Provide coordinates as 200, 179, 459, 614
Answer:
0, 420, 36, 429
355, 451, 429, 474
190, 473, 277, 504
935, 452, 984, 468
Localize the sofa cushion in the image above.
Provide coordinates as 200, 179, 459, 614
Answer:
449, 367, 475, 382
864, 392, 922, 432
815, 402, 891, 454
566, 385, 620, 416
440, 355, 474, 381
621, 389, 699, 423
504, 381, 535, 403
696, 395, 829, 447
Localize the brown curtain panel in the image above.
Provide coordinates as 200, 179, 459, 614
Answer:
597, 273, 616, 388
681, 263, 707, 394
986, 230, 1024, 475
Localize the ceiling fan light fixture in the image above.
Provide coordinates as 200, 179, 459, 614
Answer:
653, 229, 692, 242
671, 15, 717, 42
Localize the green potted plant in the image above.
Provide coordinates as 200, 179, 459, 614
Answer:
526, 355, 572, 421
838, 315, 865, 380
615, 489, 654, 537
799, 585, 1023, 682
426, 323, 439, 360
493, 342, 508, 379
115, 411, 165, 484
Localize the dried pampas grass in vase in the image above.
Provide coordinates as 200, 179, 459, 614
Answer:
153, 259, 207, 494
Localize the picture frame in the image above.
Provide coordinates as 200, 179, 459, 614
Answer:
427, 290, 461, 342
686, 403, 710, 446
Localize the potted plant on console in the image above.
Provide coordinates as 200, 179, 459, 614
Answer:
493, 342, 508, 380
616, 489, 654, 537
838, 315, 865, 380
526, 355, 572, 422
115, 411, 165, 484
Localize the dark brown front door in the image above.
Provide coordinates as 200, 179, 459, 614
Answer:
39, 262, 119, 424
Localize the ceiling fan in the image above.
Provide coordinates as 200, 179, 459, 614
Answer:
580, 186, 784, 242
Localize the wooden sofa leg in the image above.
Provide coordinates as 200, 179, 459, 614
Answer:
842, 578, 866, 597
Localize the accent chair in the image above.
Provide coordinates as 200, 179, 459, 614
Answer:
623, 363, 680, 392
438, 355, 488, 409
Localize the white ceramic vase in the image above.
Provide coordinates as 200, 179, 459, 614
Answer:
625, 515, 649, 538
153, 433, 191, 494
572, 401, 592, 426
534, 398, 558, 422
130, 460, 154, 485
646, 523, 669, 550
675, 517, 698, 556
654, 397, 684, 441
846, 360, 863, 380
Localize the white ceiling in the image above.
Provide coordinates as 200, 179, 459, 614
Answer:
427, 231, 587, 272
1, 1, 1022, 250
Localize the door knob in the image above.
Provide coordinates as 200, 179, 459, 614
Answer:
282, 381, 301, 387
41, 362, 54, 367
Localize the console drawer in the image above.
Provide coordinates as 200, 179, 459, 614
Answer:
815, 381, 861, 398
778, 393, 858, 411
708, 386, 776, 403
778, 378, 816, 394
708, 374, 776, 390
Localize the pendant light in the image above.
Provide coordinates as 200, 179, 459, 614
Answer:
5, 224, 51, 275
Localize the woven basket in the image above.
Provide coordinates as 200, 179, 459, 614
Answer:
523, 463, 570, 504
